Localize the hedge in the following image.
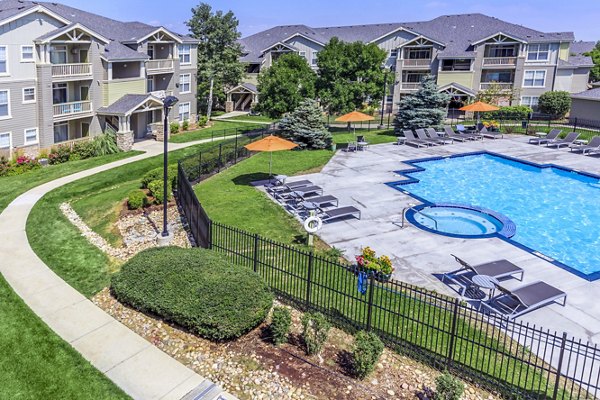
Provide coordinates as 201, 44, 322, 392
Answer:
111, 247, 273, 341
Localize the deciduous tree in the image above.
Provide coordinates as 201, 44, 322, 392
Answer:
538, 91, 571, 118
584, 41, 600, 83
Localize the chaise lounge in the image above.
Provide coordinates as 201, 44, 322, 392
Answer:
570, 136, 600, 155
480, 281, 567, 320
443, 126, 471, 142
320, 206, 361, 222
415, 128, 444, 145
546, 132, 579, 148
425, 128, 453, 144
528, 129, 561, 145
403, 130, 430, 148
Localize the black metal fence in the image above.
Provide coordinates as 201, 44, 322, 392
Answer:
177, 137, 600, 399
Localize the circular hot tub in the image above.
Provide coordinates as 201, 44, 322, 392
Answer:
406, 203, 515, 239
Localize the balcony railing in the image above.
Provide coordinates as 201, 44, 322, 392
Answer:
149, 90, 174, 99
51, 63, 92, 78
53, 101, 92, 118
482, 57, 517, 66
399, 82, 421, 90
479, 82, 514, 90
146, 59, 174, 73
401, 59, 431, 67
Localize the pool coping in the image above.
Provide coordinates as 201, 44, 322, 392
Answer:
385, 151, 600, 282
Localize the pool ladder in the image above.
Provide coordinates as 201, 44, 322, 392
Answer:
399, 205, 438, 230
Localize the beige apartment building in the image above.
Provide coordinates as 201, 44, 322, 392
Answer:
0, 1, 198, 155
230, 13, 593, 114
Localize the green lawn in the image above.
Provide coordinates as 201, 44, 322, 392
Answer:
27, 142, 217, 297
0, 275, 129, 400
0, 151, 140, 213
220, 114, 275, 123
330, 127, 397, 146
169, 120, 261, 143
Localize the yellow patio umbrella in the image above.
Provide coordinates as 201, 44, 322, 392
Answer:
244, 135, 298, 177
335, 111, 374, 141
459, 101, 500, 126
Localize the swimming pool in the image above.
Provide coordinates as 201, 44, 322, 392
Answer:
388, 153, 600, 280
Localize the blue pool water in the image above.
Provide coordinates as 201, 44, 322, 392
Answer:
390, 153, 600, 278
413, 206, 505, 236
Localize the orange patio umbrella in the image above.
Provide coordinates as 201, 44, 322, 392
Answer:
459, 101, 500, 126
335, 111, 374, 141
245, 135, 298, 177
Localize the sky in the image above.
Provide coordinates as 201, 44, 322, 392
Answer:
54, 0, 599, 41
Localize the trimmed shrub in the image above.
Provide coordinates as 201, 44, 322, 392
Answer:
435, 371, 464, 400
198, 116, 208, 127
538, 91, 571, 118
93, 132, 120, 156
111, 247, 273, 341
127, 190, 147, 210
270, 307, 292, 345
301, 312, 330, 356
141, 164, 178, 190
49, 145, 71, 165
147, 179, 172, 204
483, 105, 532, 120
182, 119, 189, 131
71, 140, 96, 159
351, 331, 384, 379
170, 122, 180, 134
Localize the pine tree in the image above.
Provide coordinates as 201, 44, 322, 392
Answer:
393, 75, 450, 133
279, 99, 332, 149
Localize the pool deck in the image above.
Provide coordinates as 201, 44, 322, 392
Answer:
296, 135, 600, 344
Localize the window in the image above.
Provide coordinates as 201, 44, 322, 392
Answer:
21, 46, 34, 62
486, 44, 516, 58
178, 44, 191, 65
24, 128, 38, 145
0, 132, 10, 149
441, 59, 471, 71
54, 122, 69, 143
49, 45, 67, 64
390, 49, 398, 58
404, 47, 431, 59
179, 74, 191, 94
299, 51, 306, 59
52, 83, 67, 104
521, 96, 539, 111
0, 90, 10, 119
527, 44, 550, 61
22, 87, 35, 103
523, 70, 546, 87
0, 46, 7, 74
312, 51, 318, 66
178, 102, 190, 121
482, 71, 514, 83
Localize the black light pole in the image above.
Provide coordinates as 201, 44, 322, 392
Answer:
161, 95, 179, 238
379, 65, 389, 128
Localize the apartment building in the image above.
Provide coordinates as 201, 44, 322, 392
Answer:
0, 0, 198, 155
230, 14, 593, 113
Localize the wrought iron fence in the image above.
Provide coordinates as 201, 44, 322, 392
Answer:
177, 136, 600, 399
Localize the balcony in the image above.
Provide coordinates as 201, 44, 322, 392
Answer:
401, 59, 431, 68
146, 59, 174, 74
482, 57, 517, 67
149, 90, 173, 99
399, 82, 421, 91
51, 63, 92, 80
53, 101, 93, 120
479, 82, 514, 90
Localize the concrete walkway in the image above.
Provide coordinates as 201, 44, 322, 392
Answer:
0, 137, 237, 400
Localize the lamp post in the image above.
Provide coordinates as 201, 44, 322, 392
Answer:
160, 95, 179, 242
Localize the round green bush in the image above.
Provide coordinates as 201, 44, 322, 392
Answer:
127, 189, 147, 210
147, 179, 172, 204
352, 330, 384, 379
141, 165, 178, 189
111, 247, 273, 341
270, 306, 292, 345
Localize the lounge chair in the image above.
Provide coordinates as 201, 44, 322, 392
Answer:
480, 281, 567, 320
425, 128, 453, 144
528, 129, 561, 145
403, 130, 430, 148
443, 126, 470, 142
273, 184, 322, 201
481, 126, 503, 139
299, 194, 339, 208
320, 206, 361, 222
457, 124, 477, 134
456, 125, 482, 140
570, 136, 600, 155
442, 254, 524, 296
267, 179, 312, 193
546, 132, 579, 148
415, 128, 443, 145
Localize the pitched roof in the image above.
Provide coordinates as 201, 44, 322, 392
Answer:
97, 94, 163, 115
0, 0, 197, 61
240, 13, 577, 62
571, 88, 600, 100
558, 40, 596, 69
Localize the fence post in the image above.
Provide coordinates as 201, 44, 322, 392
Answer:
234, 135, 239, 164
207, 219, 213, 249
253, 233, 259, 273
217, 143, 223, 172
446, 298, 460, 366
306, 251, 314, 308
573, 117, 578, 132
552, 332, 568, 399
366, 275, 375, 331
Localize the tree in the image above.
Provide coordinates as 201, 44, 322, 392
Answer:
279, 99, 332, 149
538, 91, 571, 118
256, 53, 317, 118
186, 3, 245, 120
393, 75, 450, 132
476, 82, 519, 105
316, 38, 387, 115
584, 41, 600, 82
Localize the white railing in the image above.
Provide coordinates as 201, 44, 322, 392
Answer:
51, 63, 92, 78
401, 59, 431, 67
479, 82, 514, 90
146, 59, 174, 72
53, 101, 92, 118
483, 57, 517, 66
400, 82, 421, 90
149, 90, 173, 99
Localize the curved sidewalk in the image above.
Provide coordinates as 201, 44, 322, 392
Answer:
0, 139, 237, 400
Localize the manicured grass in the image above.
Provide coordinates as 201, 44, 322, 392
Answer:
0, 151, 140, 213
169, 121, 260, 143
0, 275, 129, 399
27, 142, 217, 297
195, 150, 333, 245
331, 127, 398, 146
221, 114, 275, 123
